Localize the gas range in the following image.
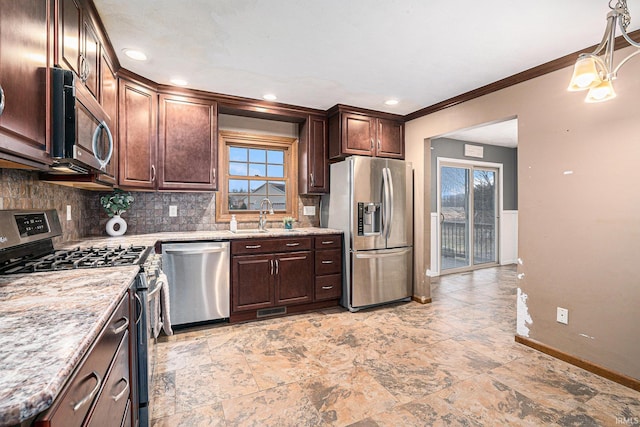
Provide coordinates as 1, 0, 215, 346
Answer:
0, 209, 152, 275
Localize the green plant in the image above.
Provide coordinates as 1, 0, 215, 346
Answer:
100, 189, 134, 217
282, 216, 294, 225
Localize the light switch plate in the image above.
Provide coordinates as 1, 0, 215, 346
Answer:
303, 206, 316, 216
66, 205, 72, 221
169, 205, 178, 217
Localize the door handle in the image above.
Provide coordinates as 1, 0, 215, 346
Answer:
92, 121, 114, 171
440, 213, 445, 224
72, 371, 102, 412
112, 317, 130, 335
164, 247, 226, 255
0, 84, 5, 116
134, 293, 143, 325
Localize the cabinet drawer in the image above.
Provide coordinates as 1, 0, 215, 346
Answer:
314, 235, 342, 249
36, 294, 130, 426
231, 237, 312, 255
315, 249, 342, 275
315, 275, 342, 300
87, 332, 130, 427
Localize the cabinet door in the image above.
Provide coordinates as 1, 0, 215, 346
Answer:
118, 80, 157, 189
0, 0, 51, 165
158, 94, 217, 190
275, 251, 313, 306
232, 254, 274, 312
82, 16, 100, 100
341, 113, 375, 156
100, 52, 117, 180
299, 115, 328, 194
86, 333, 130, 427
58, 0, 81, 76
376, 118, 404, 159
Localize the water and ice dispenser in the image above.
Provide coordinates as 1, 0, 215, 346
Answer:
357, 202, 381, 236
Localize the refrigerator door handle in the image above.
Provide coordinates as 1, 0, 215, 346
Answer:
354, 247, 412, 259
382, 167, 394, 240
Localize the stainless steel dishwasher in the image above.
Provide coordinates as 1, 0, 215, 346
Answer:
161, 241, 230, 326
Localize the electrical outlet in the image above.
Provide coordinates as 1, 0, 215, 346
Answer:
66, 205, 72, 221
303, 206, 316, 216
557, 307, 569, 324
169, 205, 178, 217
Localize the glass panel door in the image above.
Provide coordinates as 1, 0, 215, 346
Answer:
440, 163, 499, 273
473, 169, 497, 265
440, 166, 470, 270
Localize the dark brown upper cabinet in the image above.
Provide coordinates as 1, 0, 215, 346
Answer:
118, 78, 157, 189
328, 105, 404, 160
158, 93, 218, 191
298, 114, 328, 194
57, 0, 102, 102
0, 0, 53, 167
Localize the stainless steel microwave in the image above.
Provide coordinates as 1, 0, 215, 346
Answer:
50, 67, 114, 174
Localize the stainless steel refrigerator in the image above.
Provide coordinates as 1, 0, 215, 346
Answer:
322, 156, 413, 311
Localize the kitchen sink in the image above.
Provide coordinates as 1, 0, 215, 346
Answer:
228, 229, 269, 234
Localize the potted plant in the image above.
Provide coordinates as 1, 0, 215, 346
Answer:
282, 216, 294, 230
100, 189, 134, 236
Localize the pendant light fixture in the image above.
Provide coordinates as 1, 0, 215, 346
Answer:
568, 0, 640, 102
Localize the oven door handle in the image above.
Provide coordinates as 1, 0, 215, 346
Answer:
134, 293, 143, 325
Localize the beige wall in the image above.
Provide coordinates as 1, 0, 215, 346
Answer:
406, 45, 640, 380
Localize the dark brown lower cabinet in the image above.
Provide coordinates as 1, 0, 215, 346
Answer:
35, 293, 132, 427
230, 234, 342, 322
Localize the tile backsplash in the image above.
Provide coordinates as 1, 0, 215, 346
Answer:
1, 168, 320, 241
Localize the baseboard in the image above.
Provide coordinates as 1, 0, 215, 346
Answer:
412, 296, 432, 304
515, 335, 640, 392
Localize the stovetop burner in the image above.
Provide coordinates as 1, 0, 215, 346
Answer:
1, 244, 151, 275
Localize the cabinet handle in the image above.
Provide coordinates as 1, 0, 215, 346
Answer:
310, 172, 314, 186
112, 377, 130, 402
321, 260, 333, 264
134, 293, 143, 325
212, 168, 216, 183
0, 84, 5, 116
321, 241, 334, 245
245, 244, 261, 249
370, 138, 374, 150
73, 371, 102, 412
269, 259, 274, 275
275, 259, 279, 275
84, 56, 91, 81
151, 165, 156, 182
112, 317, 130, 335
322, 286, 334, 290
285, 242, 300, 247
378, 139, 381, 151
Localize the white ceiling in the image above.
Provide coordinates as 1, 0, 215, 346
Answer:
441, 119, 518, 148
93, 0, 638, 116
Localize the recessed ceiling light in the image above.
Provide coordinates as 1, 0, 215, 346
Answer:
123, 49, 147, 61
384, 99, 399, 106
263, 94, 277, 101
170, 78, 188, 86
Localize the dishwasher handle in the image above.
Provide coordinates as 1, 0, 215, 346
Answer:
164, 247, 227, 255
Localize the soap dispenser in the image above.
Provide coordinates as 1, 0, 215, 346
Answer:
230, 214, 237, 233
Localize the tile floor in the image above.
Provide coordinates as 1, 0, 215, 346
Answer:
150, 266, 640, 426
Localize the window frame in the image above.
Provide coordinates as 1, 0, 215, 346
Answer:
216, 130, 298, 223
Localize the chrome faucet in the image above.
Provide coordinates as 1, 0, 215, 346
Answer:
258, 198, 274, 230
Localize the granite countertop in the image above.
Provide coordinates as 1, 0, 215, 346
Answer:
0, 266, 139, 426
63, 226, 344, 248
0, 227, 342, 425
